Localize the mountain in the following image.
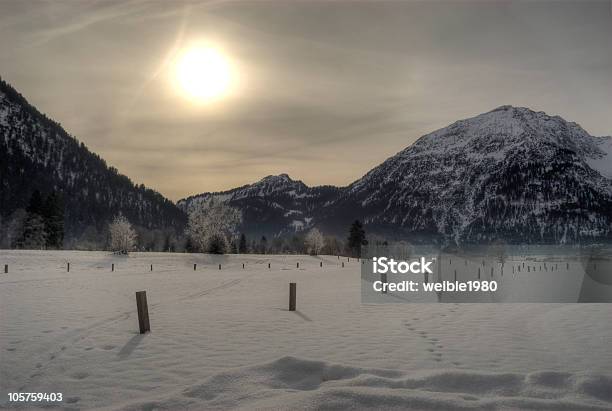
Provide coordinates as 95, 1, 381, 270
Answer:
180, 106, 612, 245
179, 174, 340, 237
3, 76, 609, 247
0, 78, 186, 245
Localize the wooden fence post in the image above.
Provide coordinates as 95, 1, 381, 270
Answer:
289, 283, 296, 311
67, 262, 70, 272
242, 263, 245, 269
194, 263, 197, 271
112, 263, 114, 272
342, 262, 344, 268
297, 262, 299, 269
135, 291, 150, 334
219, 264, 221, 270
320, 261, 322, 268
4, 264, 7, 273
268, 263, 271, 269
150, 264, 153, 272
381, 273, 387, 293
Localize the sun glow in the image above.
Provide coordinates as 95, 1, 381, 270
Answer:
174, 45, 235, 103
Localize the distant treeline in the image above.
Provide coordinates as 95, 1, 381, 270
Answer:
1, 190, 64, 249
0, 192, 371, 257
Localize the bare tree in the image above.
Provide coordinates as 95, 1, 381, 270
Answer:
305, 228, 324, 255
322, 236, 343, 256
186, 199, 242, 254
109, 215, 137, 254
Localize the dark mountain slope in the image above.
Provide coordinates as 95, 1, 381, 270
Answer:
0, 78, 186, 241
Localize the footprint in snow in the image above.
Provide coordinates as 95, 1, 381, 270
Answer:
71, 371, 89, 380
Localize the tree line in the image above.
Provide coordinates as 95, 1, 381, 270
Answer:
107, 200, 370, 256
0, 190, 64, 249
1, 193, 372, 256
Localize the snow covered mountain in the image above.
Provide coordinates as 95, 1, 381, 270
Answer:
0, 78, 186, 242
325, 105, 612, 244
182, 106, 612, 244
178, 174, 339, 237
3, 74, 608, 246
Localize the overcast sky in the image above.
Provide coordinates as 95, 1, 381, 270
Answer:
1, 0, 611, 200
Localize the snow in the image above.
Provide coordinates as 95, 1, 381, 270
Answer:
0, 92, 9, 127
586, 136, 612, 180
343, 106, 612, 243
290, 220, 304, 231
1, 250, 611, 410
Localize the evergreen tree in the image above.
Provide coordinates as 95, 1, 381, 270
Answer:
185, 236, 195, 253
26, 190, 44, 215
163, 233, 172, 252
42, 192, 64, 249
21, 191, 47, 248
207, 234, 226, 254
238, 233, 248, 254
347, 220, 367, 257
22, 213, 47, 249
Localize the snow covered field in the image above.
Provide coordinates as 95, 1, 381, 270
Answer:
1, 250, 612, 410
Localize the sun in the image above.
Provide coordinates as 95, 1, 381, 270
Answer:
174, 45, 234, 103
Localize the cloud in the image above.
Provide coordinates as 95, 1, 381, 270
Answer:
1, 0, 611, 201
